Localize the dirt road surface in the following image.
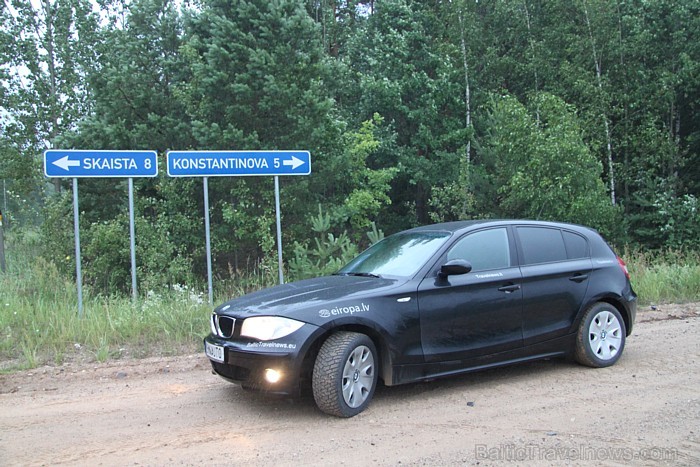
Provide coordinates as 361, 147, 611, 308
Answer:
1, 304, 699, 466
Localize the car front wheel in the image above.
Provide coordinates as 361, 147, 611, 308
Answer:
575, 302, 626, 368
312, 332, 378, 417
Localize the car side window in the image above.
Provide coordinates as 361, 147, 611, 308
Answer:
517, 227, 568, 264
563, 231, 589, 259
447, 228, 510, 271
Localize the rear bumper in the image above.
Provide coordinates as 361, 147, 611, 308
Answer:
624, 290, 637, 335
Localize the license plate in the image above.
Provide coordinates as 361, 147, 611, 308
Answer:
205, 342, 225, 363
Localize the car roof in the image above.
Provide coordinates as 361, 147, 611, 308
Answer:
405, 219, 596, 236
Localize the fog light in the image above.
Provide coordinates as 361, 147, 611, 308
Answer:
264, 368, 281, 384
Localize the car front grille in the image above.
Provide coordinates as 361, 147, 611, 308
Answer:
211, 314, 235, 338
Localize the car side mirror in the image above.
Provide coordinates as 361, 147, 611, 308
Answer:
438, 259, 472, 279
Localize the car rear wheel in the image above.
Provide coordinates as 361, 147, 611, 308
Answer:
575, 302, 626, 368
312, 332, 378, 417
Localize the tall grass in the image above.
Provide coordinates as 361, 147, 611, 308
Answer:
624, 249, 700, 306
0, 230, 212, 370
1, 230, 698, 370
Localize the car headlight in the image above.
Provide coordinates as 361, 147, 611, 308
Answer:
240, 316, 304, 341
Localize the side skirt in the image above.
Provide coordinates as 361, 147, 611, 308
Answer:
389, 333, 576, 386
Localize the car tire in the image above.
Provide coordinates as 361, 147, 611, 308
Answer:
575, 302, 626, 368
312, 332, 378, 418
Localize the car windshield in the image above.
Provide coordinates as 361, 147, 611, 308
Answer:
338, 231, 451, 278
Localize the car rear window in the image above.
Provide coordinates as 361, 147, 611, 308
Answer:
517, 227, 568, 264
563, 231, 588, 259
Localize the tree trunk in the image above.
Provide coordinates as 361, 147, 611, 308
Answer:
616, 0, 628, 208
43, 0, 62, 194
583, 1, 616, 205
522, 0, 540, 122
457, 11, 471, 168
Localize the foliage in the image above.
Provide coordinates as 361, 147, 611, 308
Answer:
0, 139, 44, 226
288, 208, 389, 281
288, 206, 358, 281
0, 229, 209, 370
641, 189, 700, 250
2, 0, 699, 296
624, 249, 700, 305
326, 114, 398, 235
484, 93, 622, 239
342, 0, 467, 227
0, 0, 99, 151
366, 221, 385, 245
83, 215, 196, 295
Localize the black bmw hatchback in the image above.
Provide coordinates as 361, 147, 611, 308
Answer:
205, 220, 637, 417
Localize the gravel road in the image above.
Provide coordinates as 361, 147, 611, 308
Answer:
1, 304, 699, 466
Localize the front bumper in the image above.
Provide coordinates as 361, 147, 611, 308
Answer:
204, 323, 322, 396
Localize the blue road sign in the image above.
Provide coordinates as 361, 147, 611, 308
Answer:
44, 150, 158, 178
166, 151, 311, 177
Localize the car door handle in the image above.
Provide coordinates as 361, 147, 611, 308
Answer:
498, 284, 521, 293
569, 273, 589, 283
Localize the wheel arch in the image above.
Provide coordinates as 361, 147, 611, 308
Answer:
300, 324, 393, 387
598, 298, 632, 336
575, 297, 632, 337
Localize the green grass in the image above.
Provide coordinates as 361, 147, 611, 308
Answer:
1, 230, 698, 371
0, 230, 212, 371
624, 249, 700, 306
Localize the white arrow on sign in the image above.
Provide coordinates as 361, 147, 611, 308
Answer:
52, 155, 81, 171
283, 155, 305, 170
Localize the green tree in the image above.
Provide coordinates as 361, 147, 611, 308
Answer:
38, 0, 201, 289
612, 0, 700, 246
324, 114, 397, 235
1, 0, 100, 193
177, 0, 340, 272
343, 0, 466, 228
485, 93, 620, 237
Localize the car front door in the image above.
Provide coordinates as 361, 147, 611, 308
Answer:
417, 227, 524, 363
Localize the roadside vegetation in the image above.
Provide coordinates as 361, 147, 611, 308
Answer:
1, 229, 698, 371
1, 1, 699, 371
0, 231, 213, 371
625, 249, 700, 306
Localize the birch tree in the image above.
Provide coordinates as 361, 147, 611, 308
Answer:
581, 0, 616, 205
1, 0, 99, 192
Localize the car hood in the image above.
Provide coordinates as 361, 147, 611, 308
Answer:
215, 275, 404, 321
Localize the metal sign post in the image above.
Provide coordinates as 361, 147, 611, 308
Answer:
274, 176, 284, 284
44, 150, 158, 314
166, 150, 311, 291
128, 178, 138, 302
0, 209, 6, 274
72, 178, 84, 316
203, 177, 214, 304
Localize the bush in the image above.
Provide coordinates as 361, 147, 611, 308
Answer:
288, 206, 358, 281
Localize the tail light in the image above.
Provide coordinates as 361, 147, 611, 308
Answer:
617, 256, 630, 280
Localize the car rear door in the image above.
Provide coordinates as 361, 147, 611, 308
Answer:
417, 227, 524, 362
515, 226, 592, 346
